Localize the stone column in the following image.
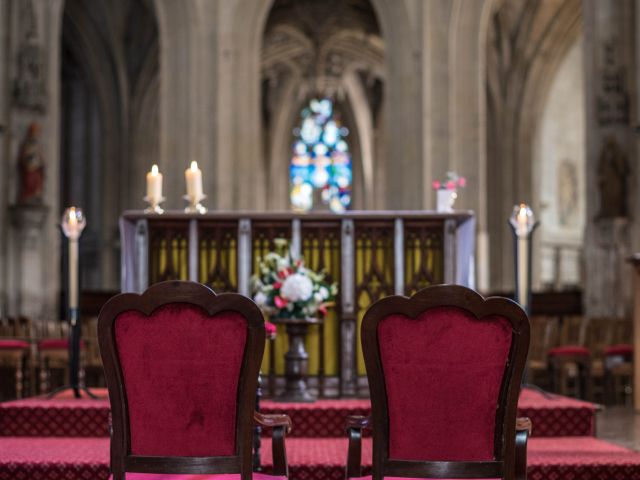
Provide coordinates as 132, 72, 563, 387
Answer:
8, 205, 49, 318
0, 0, 10, 314
583, 0, 636, 317
4, 0, 64, 319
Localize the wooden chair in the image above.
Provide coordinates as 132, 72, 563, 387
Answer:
583, 317, 614, 402
547, 315, 590, 399
345, 285, 531, 480
526, 315, 558, 388
98, 280, 291, 480
0, 316, 33, 398
603, 318, 633, 404
36, 319, 88, 393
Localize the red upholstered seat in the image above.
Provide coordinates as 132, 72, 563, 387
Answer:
351, 477, 497, 480
109, 474, 286, 480
99, 281, 290, 479
548, 345, 590, 357
604, 344, 633, 357
345, 285, 531, 480
0, 339, 30, 350
38, 339, 85, 350
379, 308, 512, 461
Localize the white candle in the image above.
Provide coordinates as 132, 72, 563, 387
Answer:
146, 164, 163, 200
516, 205, 529, 236
517, 237, 528, 310
185, 161, 203, 199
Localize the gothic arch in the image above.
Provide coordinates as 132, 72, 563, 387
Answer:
484, 0, 583, 290
227, 0, 415, 210
61, 0, 159, 288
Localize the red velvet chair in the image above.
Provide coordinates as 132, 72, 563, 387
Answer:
345, 285, 531, 480
98, 281, 291, 480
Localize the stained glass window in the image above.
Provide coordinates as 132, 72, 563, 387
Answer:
290, 98, 352, 213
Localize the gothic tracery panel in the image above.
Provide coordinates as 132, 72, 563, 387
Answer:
198, 221, 238, 292
354, 222, 394, 375
404, 221, 444, 295
148, 221, 189, 283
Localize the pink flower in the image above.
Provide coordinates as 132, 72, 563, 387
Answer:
446, 181, 456, 190
457, 177, 466, 187
432, 180, 441, 190
318, 305, 327, 317
274, 296, 288, 309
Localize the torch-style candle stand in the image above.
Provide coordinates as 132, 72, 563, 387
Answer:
508, 203, 538, 387
48, 207, 98, 399
270, 316, 321, 403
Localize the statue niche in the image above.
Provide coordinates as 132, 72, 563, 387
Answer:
17, 123, 45, 205
597, 136, 629, 219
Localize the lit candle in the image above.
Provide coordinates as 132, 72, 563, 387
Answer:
185, 161, 203, 200
61, 207, 86, 310
516, 204, 529, 236
68, 207, 78, 230
146, 164, 163, 200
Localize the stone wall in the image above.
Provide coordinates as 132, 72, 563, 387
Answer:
0, 0, 638, 319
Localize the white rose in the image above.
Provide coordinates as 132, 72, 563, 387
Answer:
314, 292, 324, 303
319, 286, 330, 300
281, 273, 314, 302
253, 292, 267, 306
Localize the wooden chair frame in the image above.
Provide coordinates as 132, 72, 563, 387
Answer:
98, 281, 291, 480
345, 285, 531, 480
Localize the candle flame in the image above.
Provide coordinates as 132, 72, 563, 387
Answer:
190, 161, 198, 171
151, 164, 159, 175
518, 203, 528, 220
69, 207, 77, 225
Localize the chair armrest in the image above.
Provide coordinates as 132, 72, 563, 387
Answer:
254, 412, 291, 476
515, 417, 531, 480
345, 415, 371, 478
254, 411, 292, 433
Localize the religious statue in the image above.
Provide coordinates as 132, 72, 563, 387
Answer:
12, 0, 47, 112
597, 136, 629, 219
17, 123, 45, 204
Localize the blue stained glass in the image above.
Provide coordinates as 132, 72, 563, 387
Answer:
290, 98, 353, 213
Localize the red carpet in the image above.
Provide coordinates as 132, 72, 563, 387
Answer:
0, 388, 638, 479
1, 436, 639, 480
0, 388, 596, 438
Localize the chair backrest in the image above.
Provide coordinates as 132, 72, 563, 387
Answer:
528, 315, 557, 365
584, 317, 614, 357
98, 281, 264, 479
362, 285, 529, 480
556, 314, 586, 346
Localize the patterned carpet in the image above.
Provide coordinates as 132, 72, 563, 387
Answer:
0, 388, 638, 479
0, 387, 596, 438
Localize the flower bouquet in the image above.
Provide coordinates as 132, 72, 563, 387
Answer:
432, 171, 466, 212
250, 242, 337, 320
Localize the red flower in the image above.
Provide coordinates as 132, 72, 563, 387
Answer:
274, 296, 288, 309
318, 305, 327, 317
432, 180, 441, 190
457, 177, 466, 187
273, 281, 282, 290
446, 180, 456, 190
277, 270, 287, 279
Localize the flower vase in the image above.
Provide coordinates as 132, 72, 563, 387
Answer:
270, 315, 321, 403
437, 189, 457, 213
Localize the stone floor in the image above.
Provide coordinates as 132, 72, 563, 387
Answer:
597, 405, 640, 450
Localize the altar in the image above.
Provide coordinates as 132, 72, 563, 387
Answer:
119, 211, 475, 396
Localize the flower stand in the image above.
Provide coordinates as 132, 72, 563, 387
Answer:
271, 316, 321, 402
